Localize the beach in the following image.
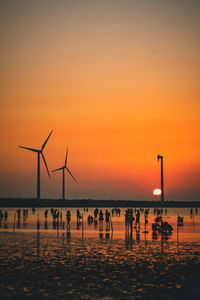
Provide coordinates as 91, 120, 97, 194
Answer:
0, 207, 200, 299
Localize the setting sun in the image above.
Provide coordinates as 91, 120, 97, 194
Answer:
153, 189, 162, 196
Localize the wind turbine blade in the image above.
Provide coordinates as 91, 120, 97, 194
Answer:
41, 153, 50, 178
52, 167, 63, 172
65, 148, 68, 166
18, 146, 38, 153
67, 167, 77, 183
41, 130, 53, 151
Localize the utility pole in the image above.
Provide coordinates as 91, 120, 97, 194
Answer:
157, 154, 164, 202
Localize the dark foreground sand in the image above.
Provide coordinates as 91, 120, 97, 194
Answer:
0, 232, 200, 299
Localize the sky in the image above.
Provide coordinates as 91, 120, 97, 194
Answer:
0, 0, 200, 201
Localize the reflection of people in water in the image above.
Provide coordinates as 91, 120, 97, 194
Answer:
66, 230, 71, 242
99, 232, 103, 240
53, 220, 57, 229
17, 218, 21, 229
105, 233, 110, 240
44, 220, 48, 230
136, 228, 140, 243
94, 218, 98, 228
152, 231, 158, 240
125, 229, 133, 250
77, 221, 80, 230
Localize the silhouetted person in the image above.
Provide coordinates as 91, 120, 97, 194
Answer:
105, 210, 110, 223
99, 210, 104, 222
125, 209, 130, 228
76, 209, 81, 221
66, 210, 71, 229
94, 208, 99, 219
4, 211, 8, 222
112, 208, 114, 217
60, 211, 62, 223
135, 210, 140, 229
129, 210, 135, 232
99, 210, 104, 231
44, 209, 48, 219
87, 215, 93, 223
17, 209, 21, 219
105, 210, 110, 231
0, 209, 3, 220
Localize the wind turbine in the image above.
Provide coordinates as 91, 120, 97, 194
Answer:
18, 130, 53, 201
52, 148, 77, 200
157, 154, 164, 202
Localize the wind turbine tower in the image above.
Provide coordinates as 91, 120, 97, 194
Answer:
157, 154, 164, 202
52, 148, 77, 200
18, 130, 53, 201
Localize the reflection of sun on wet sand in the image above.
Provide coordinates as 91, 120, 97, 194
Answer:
0, 207, 200, 299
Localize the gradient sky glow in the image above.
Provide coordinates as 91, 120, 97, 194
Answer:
0, 0, 200, 200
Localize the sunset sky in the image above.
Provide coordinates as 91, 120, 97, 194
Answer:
0, 0, 200, 201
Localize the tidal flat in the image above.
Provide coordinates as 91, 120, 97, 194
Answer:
0, 207, 200, 299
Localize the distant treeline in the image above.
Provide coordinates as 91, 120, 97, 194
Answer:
0, 198, 200, 208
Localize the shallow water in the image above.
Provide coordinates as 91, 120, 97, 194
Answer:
0, 207, 200, 299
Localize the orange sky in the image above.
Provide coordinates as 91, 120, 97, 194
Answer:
0, 0, 200, 200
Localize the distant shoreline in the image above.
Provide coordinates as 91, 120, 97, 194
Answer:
0, 198, 200, 208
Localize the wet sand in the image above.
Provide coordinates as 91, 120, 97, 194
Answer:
0, 233, 200, 299
0, 208, 200, 299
